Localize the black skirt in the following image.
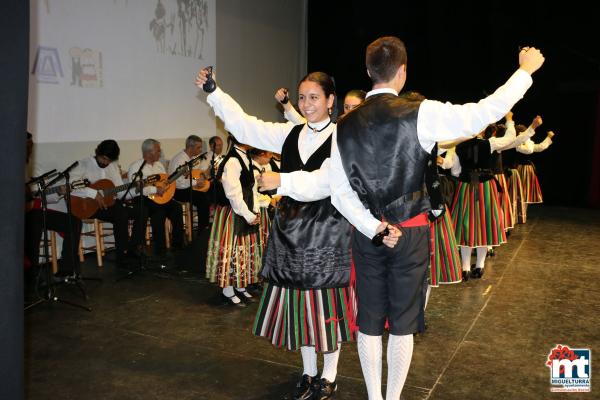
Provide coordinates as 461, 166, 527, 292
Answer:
261, 196, 352, 289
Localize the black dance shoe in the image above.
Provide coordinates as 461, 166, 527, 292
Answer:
462, 270, 470, 282
471, 267, 484, 279
235, 289, 257, 303
313, 377, 337, 400
292, 374, 316, 400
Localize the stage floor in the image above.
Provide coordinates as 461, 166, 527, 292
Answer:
24, 206, 600, 399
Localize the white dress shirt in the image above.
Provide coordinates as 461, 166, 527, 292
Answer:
330, 68, 535, 239
168, 150, 200, 189
127, 159, 165, 197
220, 146, 259, 223
517, 136, 553, 154
43, 156, 124, 212
206, 87, 333, 203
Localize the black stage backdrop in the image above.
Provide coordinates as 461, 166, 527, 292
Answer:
0, 0, 28, 399
307, 0, 600, 208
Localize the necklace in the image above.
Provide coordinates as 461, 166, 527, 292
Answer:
307, 119, 332, 133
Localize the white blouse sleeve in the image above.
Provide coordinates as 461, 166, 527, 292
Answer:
277, 158, 332, 202
206, 87, 295, 153
221, 158, 256, 223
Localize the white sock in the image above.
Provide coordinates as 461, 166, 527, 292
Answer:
460, 246, 473, 272
321, 343, 341, 382
300, 346, 318, 377
424, 284, 432, 310
222, 286, 240, 303
385, 334, 414, 400
357, 332, 383, 400
476, 247, 487, 270
234, 287, 252, 298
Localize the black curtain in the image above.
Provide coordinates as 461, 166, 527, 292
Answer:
0, 0, 29, 399
307, 0, 600, 208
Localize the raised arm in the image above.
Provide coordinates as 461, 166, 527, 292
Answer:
196, 68, 293, 153
532, 131, 554, 152
274, 87, 307, 125
417, 47, 545, 151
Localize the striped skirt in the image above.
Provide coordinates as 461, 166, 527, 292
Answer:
253, 282, 355, 353
507, 169, 526, 224
205, 205, 266, 288
494, 173, 514, 230
517, 164, 543, 204
429, 205, 462, 287
451, 180, 507, 248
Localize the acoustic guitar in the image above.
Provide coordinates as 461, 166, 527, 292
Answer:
148, 164, 209, 204
69, 174, 160, 219
191, 169, 211, 192
26, 179, 90, 213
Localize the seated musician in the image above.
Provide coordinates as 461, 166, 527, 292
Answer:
127, 139, 184, 258
168, 135, 210, 232
25, 132, 82, 277
68, 140, 139, 266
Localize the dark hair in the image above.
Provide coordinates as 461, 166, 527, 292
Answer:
95, 139, 120, 161
248, 148, 269, 158
483, 124, 497, 140
366, 36, 407, 84
209, 135, 222, 147
297, 72, 336, 98
345, 89, 367, 101
399, 91, 425, 102
516, 124, 527, 133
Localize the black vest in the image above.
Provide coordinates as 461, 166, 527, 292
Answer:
455, 138, 494, 183
261, 124, 352, 289
215, 147, 257, 234
491, 151, 504, 174
336, 93, 431, 224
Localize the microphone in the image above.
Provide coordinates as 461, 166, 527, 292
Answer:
63, 161, 79, 175
27, 169, 57, 185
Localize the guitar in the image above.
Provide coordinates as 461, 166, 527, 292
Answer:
148, 162, 208, 204
191, 169, 211, 192
69, 174, 161, 219
26, 179, 90, 213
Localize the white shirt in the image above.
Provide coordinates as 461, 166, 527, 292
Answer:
168, 150, 201, 189
450, 121, 535, 176
220, 147, 260, 223
206, 87, 333, 203
330, 68, 534, 239
127, 159, 166, 197
517, 136, 553, 154
43, 156, 124, 212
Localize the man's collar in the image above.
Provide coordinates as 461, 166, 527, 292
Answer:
366, 88, 398, 98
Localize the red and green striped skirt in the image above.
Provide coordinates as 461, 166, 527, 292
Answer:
517, 164, 543, 204
205, 205, 266, 288
253, 282, 355, 353
495, 173, 514, 230
507, 168, 526, 224
429, 205, 462, 287
451, 180, 507, 248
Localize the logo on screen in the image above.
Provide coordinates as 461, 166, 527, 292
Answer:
31, 46, 64, 84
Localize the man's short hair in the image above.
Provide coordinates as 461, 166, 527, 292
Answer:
141, 138, 160, 154
185, 135, 202, 149
209, 136, 222, 147
366, 36, 407, 84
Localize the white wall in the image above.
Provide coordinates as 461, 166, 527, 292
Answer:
28, 0, 307, 175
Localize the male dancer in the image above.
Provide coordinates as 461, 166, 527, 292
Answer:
330, 37, 545, 399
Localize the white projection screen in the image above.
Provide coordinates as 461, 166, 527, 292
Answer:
28, 0, 217, 144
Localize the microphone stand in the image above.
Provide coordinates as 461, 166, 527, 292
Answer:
185, 152, 205, 241
26, 164, 91, 312
116, 160, 149, 281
